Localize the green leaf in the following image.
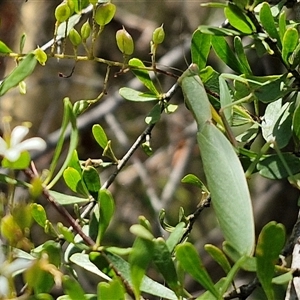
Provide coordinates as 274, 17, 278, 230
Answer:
98, 189, 115, 243
119, 87, 159, 102
0, 40, 12, 54
0, 53, 37, 96
256, 222, 286, 300
31, 203, 48, 227
197, 123, 254, 256
129, 58, 159, 95
236, 123, 259, 143
234, 74, 289, 104
153, 238, 181, 296
293, 103, 300, 140
178, 66, 212, 128
45, 98, 79, 189
278, 11, 286, 41
204, 244, 231, 274
262, 99, 293, 148
272, 271, 293, 285
19, 33, 26, 53
82, 166, 100, 193
92, 124, 108, 149
179, 67, 255, 256
231, 0, 248, 9
62, 275, 87, 300
176, 243, 219, 298
68, 150, 82, 174
211, 36, 244, 73
224, 3, 255, 34
57, 222, 75, 243
70, 253, 111, 281
63, 167, 81, 192
181, 173, 209, 193
130, 224, 154, 240
197, 25, 242, 37
97, 278, 125, 300
165, 222, 186, 253
89, 251, 178, 300
257, 153, 300, 179
219, 76, 233, 124
259, 2, 281, 43
63, 167, 88, 195
145, 103, 161, 124
282, 28, 299, 65
48, 190, 89, 205
233, 36, 252, 74
191, 30, 211, 70
129, 238, 154, 299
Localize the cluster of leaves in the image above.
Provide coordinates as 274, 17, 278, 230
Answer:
1, 0, 300, 299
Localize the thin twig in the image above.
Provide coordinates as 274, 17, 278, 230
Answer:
223, 277, 260, 300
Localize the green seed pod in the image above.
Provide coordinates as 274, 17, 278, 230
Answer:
69, 28, 82, 46
81, 20, 91, 41
152, 25, 165, 45
67, 0, 75, 15
55, 2, 71, 23
116, 27, 134, 55
94, 3, 116, 26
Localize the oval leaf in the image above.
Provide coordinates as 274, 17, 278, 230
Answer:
119, 87, 159, 102
92, 124, 108, 149
98, 189, 115, 243
224, 3, 255, 34
256, 222, 286, 300
129, 58, 159, 95
176, 243, 219, 298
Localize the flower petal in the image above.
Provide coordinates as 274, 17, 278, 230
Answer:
17, 138, 46, 152
10, 126, 29, 147
0, 276, 9, 297
5, 148, 21, 162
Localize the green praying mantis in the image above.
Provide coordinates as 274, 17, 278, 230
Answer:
178, 64, 255, 258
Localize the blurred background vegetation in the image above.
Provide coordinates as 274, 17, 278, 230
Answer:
0, 0, 299, 298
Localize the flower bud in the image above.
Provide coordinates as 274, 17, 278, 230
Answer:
19, 81, 26, 95
116, 27, 134, 55
67, 0, 75, 15
34, 47, 47, 66
94, 3, 116, 26
69, 28, 82, 46
152, 25, 165, 45
55, 2, 71, 23
81, 20, 91, 41
73, 100, 90, 116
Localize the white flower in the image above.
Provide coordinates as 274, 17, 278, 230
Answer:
0, 125, 46, 162
0, 242, 34, 297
